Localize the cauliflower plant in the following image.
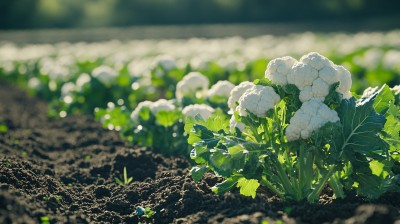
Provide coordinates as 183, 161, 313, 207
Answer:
207, 80, 235, 98
92, 65, 118, 86
175, 72, 209, 100
153, 55, 177, 71
285, 99, 339, 141
149, 99, 176, 114
130, 101, 153, 125
227, 81, 255, 110
182, 104, 215, 120
130, 99, 175, 125
237, 85, 281, 118
265, 52, 352, 102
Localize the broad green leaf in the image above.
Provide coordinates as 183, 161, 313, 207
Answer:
209, 149, 234, 177
190, 166, 208, 182
373, 85, 394, 114
355, 171, 386, 199
155, 110, 182, 127
333, 96, 387, 156
236, 178, 260, 198
369, 160, 387, 178
212, 177, 240, 194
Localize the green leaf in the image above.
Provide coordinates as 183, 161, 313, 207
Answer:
155, 110, 182, 127
334, 96, 387, 156
369, 160, 387, 178
139, 107, 152, 121
373, 85, 395, 114
236, 178, 260, 198
209, 149, 234, 177
212, 177, 240, 194
190, 165, 208, 182
254, 78, 272, 86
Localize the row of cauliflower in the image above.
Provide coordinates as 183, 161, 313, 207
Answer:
127, 52, 399, 146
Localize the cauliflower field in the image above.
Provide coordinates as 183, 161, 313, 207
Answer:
0, 31, 400, 223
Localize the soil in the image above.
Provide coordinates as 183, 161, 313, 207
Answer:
0, 81, 399, 224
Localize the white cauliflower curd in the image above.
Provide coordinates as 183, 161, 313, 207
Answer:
182, 104, 215, 120
207, 80, 235, 98
285, 99, 339, 141
149, 99, 176, 114
228, 81, 255, 110
92, 65, 118, 85
265, 56, 297, 86
153, 55, 177, 71
175, 72, 209, 100
237, 85, 281, 118
265, 52, 352, 102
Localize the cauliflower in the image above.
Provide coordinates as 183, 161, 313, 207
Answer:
266, 52, 353, 102
207, 80, 235, 98
175, 72, 209, 100
150, 99, 176, 114
92, 65, 118, 85
229, 115, 245, 132
153, 55, 177, 71
75, 73, 91, 91
285, 99, 339, 141
237, 85, 281, 118
228, 81, 255, 110
265, 56, 298, 86
130, 99, 175, 124
182, 104, 215, 120
130, 101, 153, 124
61, 82, 76, 97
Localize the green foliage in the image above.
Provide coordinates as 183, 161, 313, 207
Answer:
186, 84, 400, 202
115, 166, 133, 187
136, 206, 156, 219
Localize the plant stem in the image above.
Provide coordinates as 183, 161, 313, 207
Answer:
328, 171, 345, 199
307, 165, 336, 203
260, 176, 285, 197
272, 156, 294, 196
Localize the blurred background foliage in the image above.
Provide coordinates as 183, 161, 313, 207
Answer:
1, 0, 399, 29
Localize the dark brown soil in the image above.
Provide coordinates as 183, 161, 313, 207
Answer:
0, 81, 399, 224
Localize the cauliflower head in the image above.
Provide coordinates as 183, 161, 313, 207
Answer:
182, 104, 215, 120
237, 85, 281, 118
175, 72, 209, 100
92, 65, 118, 85
285, 99, 339, 141
228, 81, 255, 110
153, 55, 177, 71
150, 99, 176, 114
207, 80, 235, 98
266, 52, 353, 103
265, 56, 298, 86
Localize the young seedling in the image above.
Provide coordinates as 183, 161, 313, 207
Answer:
136, 206, 156, 218
115, 166, 133, 187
